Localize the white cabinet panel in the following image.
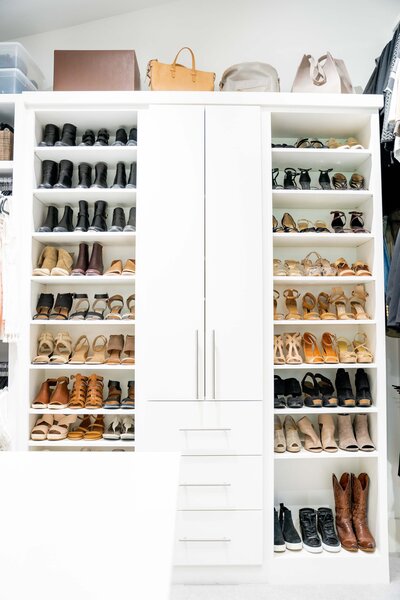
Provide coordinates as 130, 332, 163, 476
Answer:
138, 401, 262, 455
175, 510, 263, 565
205, 106, 263, 400
178, 456, 263, 509
136, 106, 204, 400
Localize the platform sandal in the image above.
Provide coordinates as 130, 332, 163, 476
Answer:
32, 332, 55, 364
70, 294, 90, 320
85, 374, 104, 409
337, 337, 357, 363
317, 292, 336, 320
68, 415, 92, 440
283, 289, 301, 320
274, 334, 285, 365
122, 294, 135, 320
84, 415, 105, 440
333, 258, 355, 276
302, 332, 323, 364
330, 288, 352, 320
353, 333, 373, 363
31, 414, 54, 441
321, 332, 339, 363
49, 331, 72, 364
284, 332, 302, 364
47, 414, 77, 441
85, 335, 107, 365
121, 335, 135, 364
105, 295, 124, 320
49, 293, 73, 320
33, 293, 54, 320
68, 374, 88, 409
48, 376, 70, 409
314, 373, 338, 407
106, 334, 124, 364
349, 211, 369, 233
86, 294, 108, 320
301, 372, 322, 407
69, 335, 90, 364
302, 292, 319, 320
350, 285, 370, 320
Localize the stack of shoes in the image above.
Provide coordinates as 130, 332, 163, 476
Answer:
39, 124, 137, 147
272, 167, 365, 191
333, 472, 375, 552
299, 507, 341, 553
272, 211, 369, 234
38, 160, 137, 190
273, 255, 372, 277
33, 292, 135, 321
38, 203, 136, 233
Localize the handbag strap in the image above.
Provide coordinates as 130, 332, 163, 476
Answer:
171, 47, 197, 82
306, 54, 327, 86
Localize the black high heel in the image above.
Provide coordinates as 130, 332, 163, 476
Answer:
330, 211, 346, 233
301, 372, 322, 408
272, 168, 281, 189
299, 168, 312, 190
356, 369, 372, 407
335, 368, 355, 408
283, 168, 298, 190
314, 374, 338, 407
318, 169, 333, 190
349, 211, 369, 233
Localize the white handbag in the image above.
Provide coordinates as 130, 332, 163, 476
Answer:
291, 52, 354, 94
219, 62, 280, 92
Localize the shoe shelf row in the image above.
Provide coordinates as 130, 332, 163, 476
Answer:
34, 145, 137, 163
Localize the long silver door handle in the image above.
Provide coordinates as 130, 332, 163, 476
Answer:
212, 329, 216, 400
179, 538, 231, 543
195, 329, 199, 400
179, 428, 231, 432
179, 483, 231, 487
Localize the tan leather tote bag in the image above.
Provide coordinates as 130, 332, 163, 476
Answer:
292, 52, 353, 93
147, 47, 215, 91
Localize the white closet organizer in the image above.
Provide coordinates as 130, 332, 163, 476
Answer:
16, 93, 387, 585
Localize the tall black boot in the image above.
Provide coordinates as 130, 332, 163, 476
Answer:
55, 123, 77, 146
54, 206, 74, 232
112, 128, 127, 146
38, 205, 59, 232
94, 128, 109, 146
39, 124, 60, 147
79, 129, 95, 146
91, 162, 108, 189
112, 162, 126, 189
77, 162, 92, 188
124, 207, 136, 232
38, 160, 58, 189
75, 200, 89, 232
127, 127, 137, 146
109, 207, 126, 232
89, 201, 108, 232
126, 162, 137, 188
54, 159, 73, 188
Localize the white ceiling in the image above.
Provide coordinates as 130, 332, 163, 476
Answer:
0, 0, 172, 40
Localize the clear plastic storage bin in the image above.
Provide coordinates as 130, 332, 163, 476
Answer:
0, 42, 44, 90
0, 69, 37, 94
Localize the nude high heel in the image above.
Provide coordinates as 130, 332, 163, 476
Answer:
321, 332, 339, 363
353, 414, 375, 452
302, 332, 323, 364
274, 416, 286, 453
284, 332, 302, 364
298, 416, 322, 452
302, 292, 320, 320
68, 335, 90, 364
337, 414, 358, 452
318, 414, 338, 452
337, 337, 357, 363
273, 290, 284, 320
317, 292, 336, 320
284, 416, 301, 453
274, 334, 285, 364
353, 333, 373, 363
284, 289, 301, 320
330, 288, 352, 320
350, 285, 370, 320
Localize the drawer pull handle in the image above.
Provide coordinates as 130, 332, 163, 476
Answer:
179, 537, 231, 543
179, 428, 232, 432
179, 483, 231, 487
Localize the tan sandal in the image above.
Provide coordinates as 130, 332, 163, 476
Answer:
68, 415, 92, 440
337, 337, 357, 363
32, 332, 54, 364
68, 374, 88, 409
316, 257, 337, 277
121, 335, 135, 364
273, 259, 287, 276
302, 332, 323, 364
106, 334, 124, 364
50, 248, 74, 276
85, 374, 104, 409
284, 260, 304, 276
330, 288, 352, 320
105, 295, 124, 320
31, 414, 54, 440
317, 292, 336, 320
284, 289, 301, 320
122, 258, 136, 275
86, 335, 107, 365
274, 416, 286, 453
298, 416, 322, 453
273, 290, 284, 320
284, 416, 301, 453
48, 376, 70, 409
84, 415, 105, 440
122, 294, 135, 320
352, 261, 372, 277
353, 333, 373, 363
49, 332, 72, 364
285, 332, 302, 364
350, 285, 370, 320
274, 334, 285, 365
301, 252, 322, 276
68, 335, 90, 364
302, 292, 320, 320
333, 258, 355, 277
47, 414, 77, 441
32, 246, 58, 276
321, 332, 339, 363
104, 259, 123, 276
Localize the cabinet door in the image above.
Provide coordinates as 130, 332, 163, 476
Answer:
205, 106, 263, 400
136, 106, 205, 400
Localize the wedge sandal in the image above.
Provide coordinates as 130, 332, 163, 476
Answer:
48, 376, 70, 409
68, 415, 92, 440
47, 414, 77, 441
31, 414, 54, 440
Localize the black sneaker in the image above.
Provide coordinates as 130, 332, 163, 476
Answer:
284, 377, 304, 409
274, 508, 286, 552
299, 508, 322, 553
279, 503, 302, 551
317, 507, 341, 553
274, 375, 286, 409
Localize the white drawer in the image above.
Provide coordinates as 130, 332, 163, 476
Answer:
174, 510, 263, 565
178, 456, 262, 509
139, 401, 262, 455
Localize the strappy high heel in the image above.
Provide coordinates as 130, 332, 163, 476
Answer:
298, 168, 311, 190
283, 168, 298, 190
105, 295, 124, 320
273, 259, 287, 276
317, 292, 336, 320
332, 173, 348, 190
302, 292, 319, 320
302, 252, 322, 276
318, 168, 332, 190
321, 332, 339, 363
352, 261, 372, 276
284, 260, 304, 276
285, 332, 302, 364
302, 332, 323, 364
297, 218, 315, 233
316, 257, 337, 276
349, 211, 369, 233
86, 335, 107, 364
274, 290, 284, 320
281, 212, 298, 232
301, 372, 322, 407
70, 294, 90, 320
330, 288, 352, 320
274, 335, 285, 364
86, 294, 109, 320
284, 289, 301, 320
350, 285, 370, 320
337, 337, 357, 363
272, 168, 282, 189
330, 211, 346, 233
69, 335, 90, 364
122, 294, 136, 320
353, 333, 373, 363
106, 334, 124, 364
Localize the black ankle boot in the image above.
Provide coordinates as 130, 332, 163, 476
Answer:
55, 123, 76, 146
299, 168, 312, 190
91, 162, 108, 188
112, 162, 127, 189
335, 368, 355, 408
39, 124, 60, 147
109, 207, 126, 232
319, 168, 333, 190
127, 127, 137, 146
126, 162, 137, 188
355, 368, 372, 407
279, 504, 302, 551
54, 159, 73, 188
124, 207, 136, 232
274, 509, 285, 552
94, 128, 109, 146
112, 128, 127, 146
38, 160, 58, 188
299, 508, 322, 553
38, 205, 59, 232
79, 129, 95, 146
283, 168, 298, 190
54, 206, 74, 232
89, 201, 108, 232
77, 162, 92, 188
75, 200, 89, 232
274, 375, 286, 409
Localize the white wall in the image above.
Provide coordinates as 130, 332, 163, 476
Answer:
12, 0, 400, 92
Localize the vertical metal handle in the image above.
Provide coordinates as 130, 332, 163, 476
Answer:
212, 329, 216, 400
195, 330, 199, 400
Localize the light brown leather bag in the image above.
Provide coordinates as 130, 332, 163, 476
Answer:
147, 47, 215, 91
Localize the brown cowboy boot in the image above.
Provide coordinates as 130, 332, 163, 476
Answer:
332, 473, 358, 551
352, 473, 376, 552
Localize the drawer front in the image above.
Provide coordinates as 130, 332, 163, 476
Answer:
178, 456, 262, 509
139, 401, 262, 455
174, 510, 263, 565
